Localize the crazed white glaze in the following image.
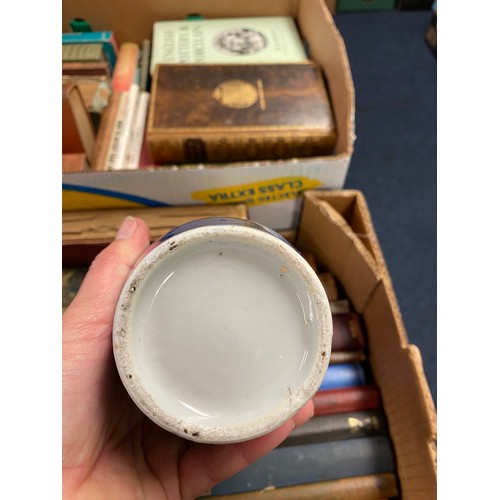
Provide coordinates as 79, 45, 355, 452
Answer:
113, 222, 332, 443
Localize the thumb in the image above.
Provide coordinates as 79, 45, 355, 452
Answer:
63, 216, 150, 342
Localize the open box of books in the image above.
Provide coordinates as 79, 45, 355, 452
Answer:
61, 0, 355, 231
63, 190, 437, 499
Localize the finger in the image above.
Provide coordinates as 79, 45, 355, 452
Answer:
179, 400, 315, 499
63, 216, 150, 342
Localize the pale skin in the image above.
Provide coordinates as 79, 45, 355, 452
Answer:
62, 216, 314, 500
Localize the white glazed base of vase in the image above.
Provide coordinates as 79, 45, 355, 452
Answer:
113, 224, 332, 443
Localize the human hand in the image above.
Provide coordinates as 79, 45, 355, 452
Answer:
62, 216, 314, 500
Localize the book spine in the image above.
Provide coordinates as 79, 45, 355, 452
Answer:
319, 362, 366, 391
62, 31, 118, 71
280, 409, 387, 447
124, 91, 150, 170
332, 312, 366, 351
312, 385, 381, 416
209, 436, 397, 496
330, 350, 366, 365
104, 83, 140, 170
148, 132, 336, 165
139, 39, 151, 91
90, 92, 122, 171
330, 298, 351, 314
204, 472, 399, 499
112, 42, 140, 92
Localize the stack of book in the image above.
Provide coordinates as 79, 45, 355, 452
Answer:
62, 15, 337, 172
200, 252, 400, 499
62, 31, 151, 173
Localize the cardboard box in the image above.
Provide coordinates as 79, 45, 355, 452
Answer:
61, 0, 355, 231
62, 203, 248, 267
62, 189, 437, 498
297, 190, 437, 499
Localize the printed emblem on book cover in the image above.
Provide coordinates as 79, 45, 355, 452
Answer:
213, 28, 267, 55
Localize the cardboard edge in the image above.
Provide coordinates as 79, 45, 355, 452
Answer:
298, 190, 437, 494
297, 0, 356, 157
303, 190, 386, 266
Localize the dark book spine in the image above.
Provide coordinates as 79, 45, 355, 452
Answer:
332, 311, 366, 351
203, 472, 399, 499
209, 436, 397, 496
280, 409, 387, 447
319, 362, 366, 390
313, 385, 381, 416
330, 350, 366, 364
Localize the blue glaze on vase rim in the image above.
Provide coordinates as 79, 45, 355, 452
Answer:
151, 217, 298, 253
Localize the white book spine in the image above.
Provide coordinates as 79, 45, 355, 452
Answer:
124, 91, 150, 170
106, 83, 140, 171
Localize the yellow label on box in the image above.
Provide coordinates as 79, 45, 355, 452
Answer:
192, 177, 322, 206
62, 187, 148, 211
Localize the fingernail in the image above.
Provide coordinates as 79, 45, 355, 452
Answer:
116, 216, 137, 240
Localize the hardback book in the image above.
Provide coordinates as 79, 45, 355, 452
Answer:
208, 436, 397, 496
319, 362, 367, 391
62, 42, 105, 62
147, 62, 336, 164
330, 349, 366, 364
280, 409, 387, 447
89, 92, 122, 171
150, 16, 307, 75
204, 472, 399, 499
62, 31, 118, 71
62, 82, 96, 163
313, 385, 381, 416
332, 311, 367, 351
62, 61, 111, 78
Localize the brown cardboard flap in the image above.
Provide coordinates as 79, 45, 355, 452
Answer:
363, 266, 438, 491
298, 190, 437, 497
303, 190, 386, 268
297, 193, 381, 312
297, 1, 355, 156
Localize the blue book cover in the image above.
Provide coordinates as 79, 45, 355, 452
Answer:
62, 31, 118, 71
209, 436, 396, 496
319, 363, 366, 391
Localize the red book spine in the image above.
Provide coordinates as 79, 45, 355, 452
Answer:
313, 385, 381, 416
112, 42, 140, 92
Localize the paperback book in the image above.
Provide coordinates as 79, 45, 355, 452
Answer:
150, 16, 307, 74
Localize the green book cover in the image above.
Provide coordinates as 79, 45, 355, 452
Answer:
150, 16, 307, 74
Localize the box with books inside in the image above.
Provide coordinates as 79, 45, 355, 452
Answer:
202, 253, 399, 498
61, 189, 436, 499
61, 0, 355, 231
